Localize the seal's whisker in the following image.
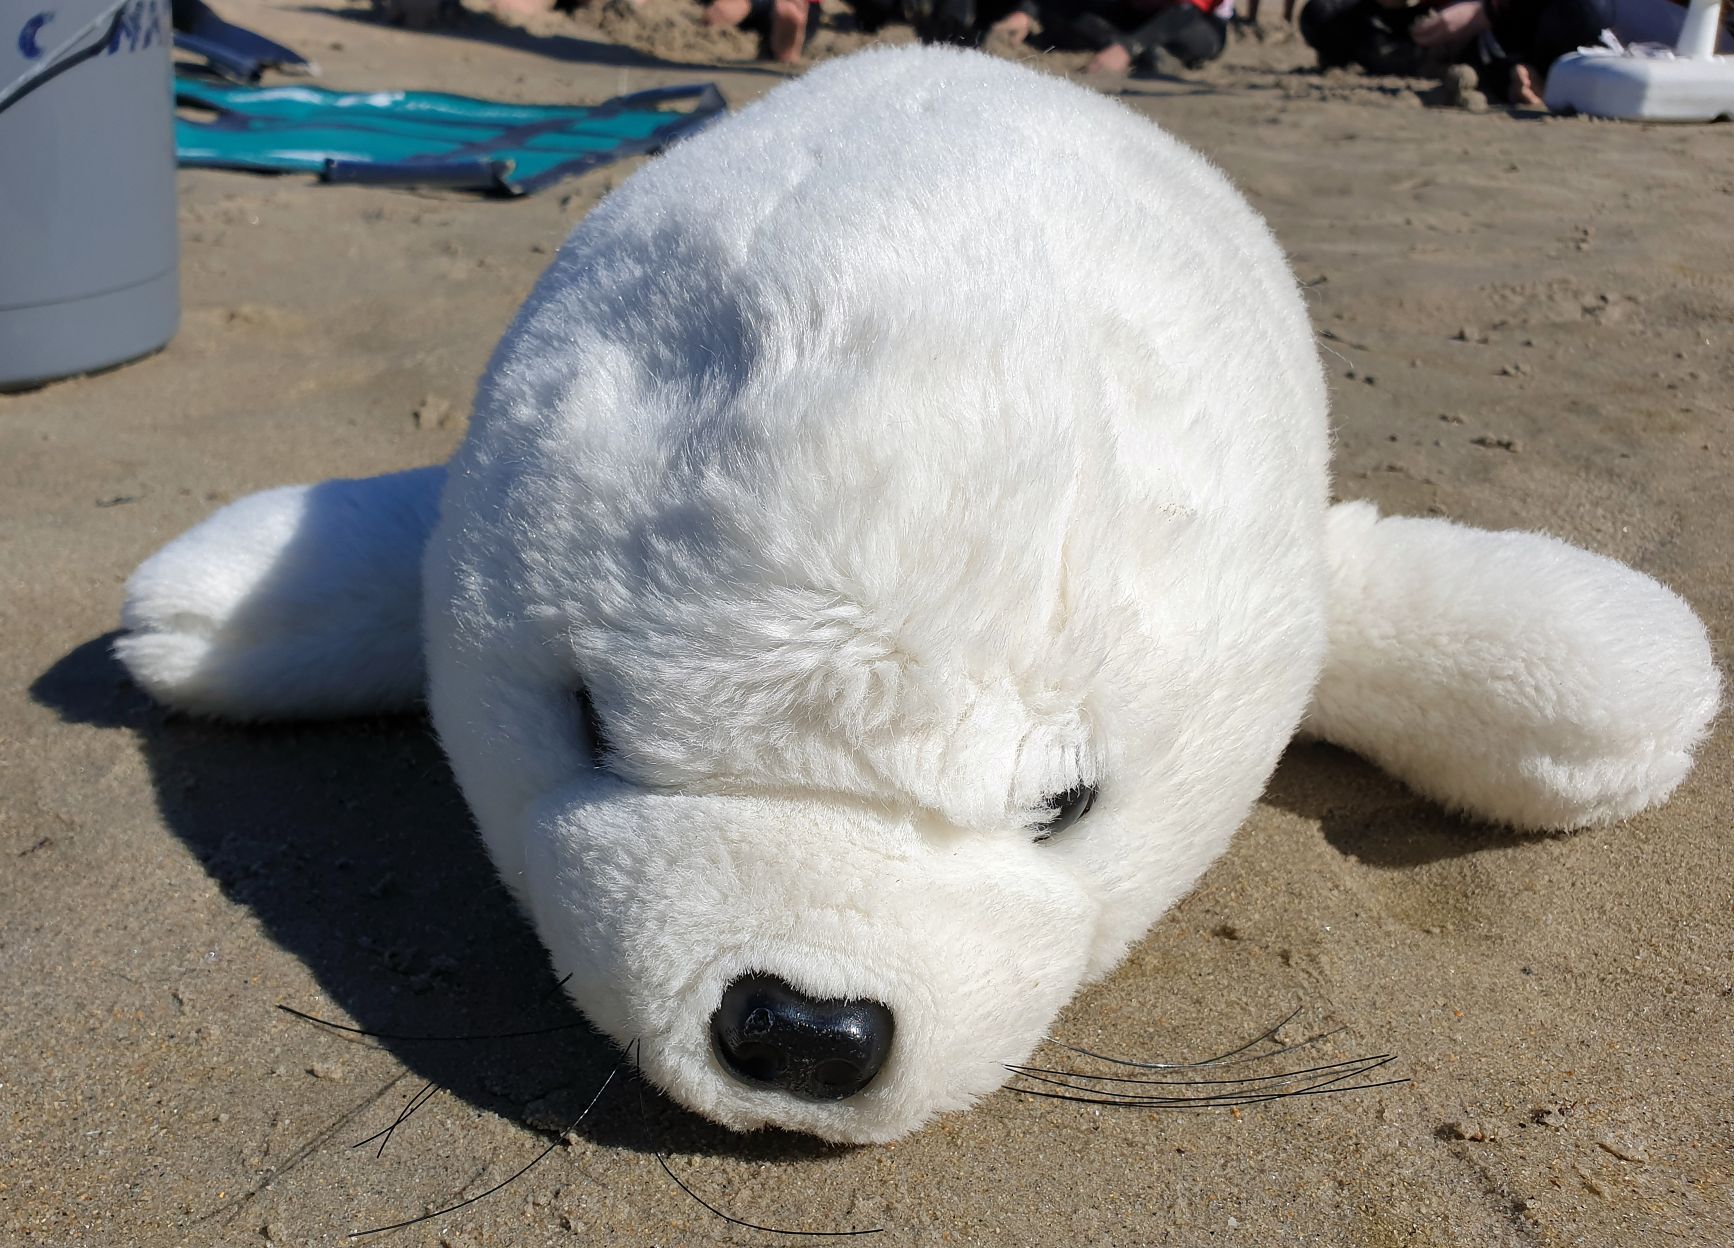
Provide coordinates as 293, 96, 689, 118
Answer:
1006, 1051, 1391, 1089
630, 1040, 883, 1238
1012, 1053, 1401, 1102
323, 974, 583, 1157
1009, 1075, 1411, 1110
345, 1043, 629, 1239
278, 1003, 588, 1044
1010, 1055, 1405, 1107
1006, 1053, 1402, 1107
1106, 1004, 1303, 1067
1208, 1025, 1348, 1067
351, 1078, 440, 1157
1052, 1008, 1350, 1072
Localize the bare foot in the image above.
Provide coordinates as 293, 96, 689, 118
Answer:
1509, 62, 1545, 108
704, 0, 751, 27
768, 0, 807, 61
1084, 42, 1133, 74
991, 8, 1026, 51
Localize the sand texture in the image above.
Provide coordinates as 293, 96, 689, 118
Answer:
3, 3, 1731, 1244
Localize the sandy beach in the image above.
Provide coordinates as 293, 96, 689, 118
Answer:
3, 3, 1730, 1243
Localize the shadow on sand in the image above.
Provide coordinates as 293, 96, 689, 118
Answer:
300, 3, 794, 79
30, 635, 839, 1181
31, 631, 1547, 1231
1263, 739, 1552, 868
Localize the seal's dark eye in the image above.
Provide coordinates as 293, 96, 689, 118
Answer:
1033, 782, 1098, 842
576, 686, 610, 770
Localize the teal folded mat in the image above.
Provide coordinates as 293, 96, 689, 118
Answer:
174, 74, 726, 195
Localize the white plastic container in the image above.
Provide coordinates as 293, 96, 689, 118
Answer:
1545, 0, 1734, 121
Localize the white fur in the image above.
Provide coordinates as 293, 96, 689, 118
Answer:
117, 468, 442, 719
1310, 501, 1720, 829
116, 48, 1720, 1143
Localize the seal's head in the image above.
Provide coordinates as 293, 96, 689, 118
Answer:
422, 46, 1328, 1142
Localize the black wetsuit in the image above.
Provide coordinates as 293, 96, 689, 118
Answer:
1298, 0, 1614, 90
1040, 0, 1230, 69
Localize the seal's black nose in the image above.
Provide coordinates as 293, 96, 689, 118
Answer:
710, 973, 894, 1101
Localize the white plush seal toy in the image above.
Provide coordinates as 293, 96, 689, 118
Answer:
117, 46, 1720, 1145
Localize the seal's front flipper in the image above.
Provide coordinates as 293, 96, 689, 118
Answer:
1306, 501, 1720, 830
116, 466, 445, 721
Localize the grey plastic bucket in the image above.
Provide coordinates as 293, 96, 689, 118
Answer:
0, 0, 179, 390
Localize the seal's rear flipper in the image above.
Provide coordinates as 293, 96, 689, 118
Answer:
116, 466, 444, 721
1307, 501, 1720, 830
